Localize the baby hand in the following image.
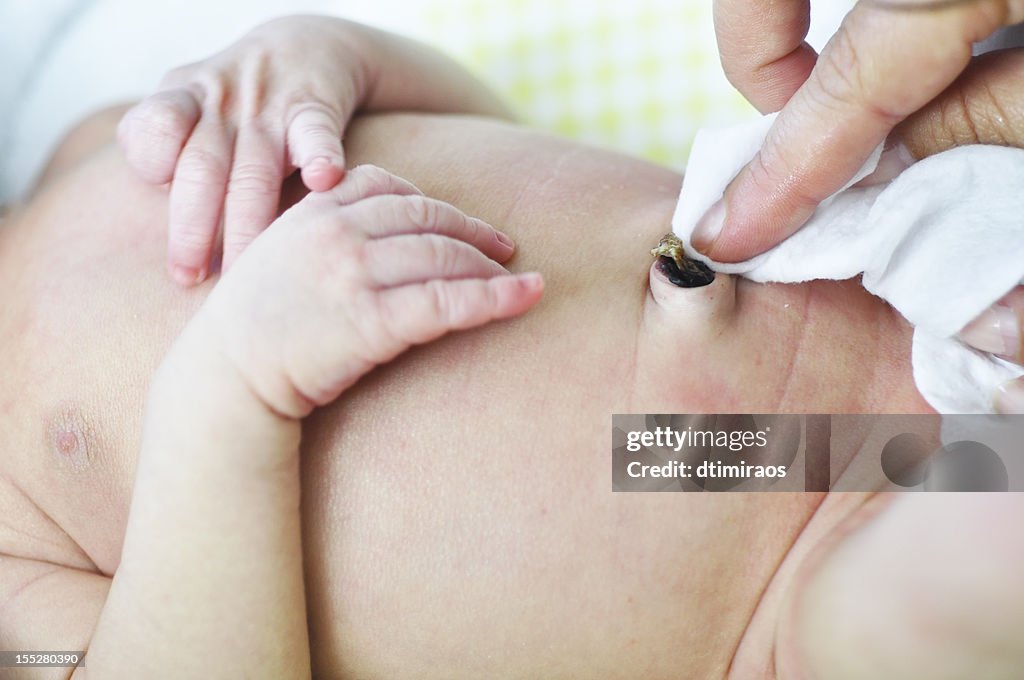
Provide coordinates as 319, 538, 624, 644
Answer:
118, 16, 376, 285
188, 165, 543, 418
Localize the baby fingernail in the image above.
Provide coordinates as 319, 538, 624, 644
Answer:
518, 272, 543, 289
301, 157, 345, 192
691, 198, 726, 254
171, 265, 203, 286
959, 305, 1020, 358
497, 232, 515, 248
994, 380, 1024, 414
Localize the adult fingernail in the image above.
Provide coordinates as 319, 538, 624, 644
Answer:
858, 141, 915, 187
691, 198, 726, 255
171, 265, 203, 286
959, 305, 1020, 359
994, 380, 1024, 414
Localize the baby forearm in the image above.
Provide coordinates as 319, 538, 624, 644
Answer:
85, 328, 310, 678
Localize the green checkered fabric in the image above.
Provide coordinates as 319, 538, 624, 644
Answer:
408, 0, 757, 169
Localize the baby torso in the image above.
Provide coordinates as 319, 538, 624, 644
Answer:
0, 113, 929, 678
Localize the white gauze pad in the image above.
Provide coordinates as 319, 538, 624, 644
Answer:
672, 114, 1024, 413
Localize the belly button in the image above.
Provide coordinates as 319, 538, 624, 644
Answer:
650, 234, 715, 288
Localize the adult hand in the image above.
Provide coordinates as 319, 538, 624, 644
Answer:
862, 46, 1024, 413
730, 34, 1024, 411
698, 0, 1024, 262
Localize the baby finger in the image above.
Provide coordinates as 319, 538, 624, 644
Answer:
222, 123, 286, 272
350, 194, 515, 263
167, 118, 232, 285
287, 101, 346, 192
118, 89, 201, 184
374, 273, 544, 349
321, 164, 423, 206
363, 234, 509, 288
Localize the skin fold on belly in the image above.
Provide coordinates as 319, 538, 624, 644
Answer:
0, 112, 929, 679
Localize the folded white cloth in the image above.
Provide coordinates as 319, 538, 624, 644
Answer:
672, 114, 1024, 414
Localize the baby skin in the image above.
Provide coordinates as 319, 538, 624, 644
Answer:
92, 165, 543, 677
2, 15, 1023, 680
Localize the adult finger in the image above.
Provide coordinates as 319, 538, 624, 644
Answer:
287, 101, 346, 192
117, 89, 201, 184
713, 0, 817, 113
896, 48, 1024, 160
994, 375, 1024, 413
859, 48, 1024, 185
343, 194, 515, 263
167, 118, 232, 285
959, 286, 1024, 363
221, 123, 285, 272
363, 234, 510, 288
375, 273, 544, 349
694, 0, 1023, 263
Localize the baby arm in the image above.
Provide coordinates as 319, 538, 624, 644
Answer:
83, 166, 542, 677
118, 14, 512, 284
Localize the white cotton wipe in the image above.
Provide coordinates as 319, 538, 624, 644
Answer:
671, 113, 1024, 414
